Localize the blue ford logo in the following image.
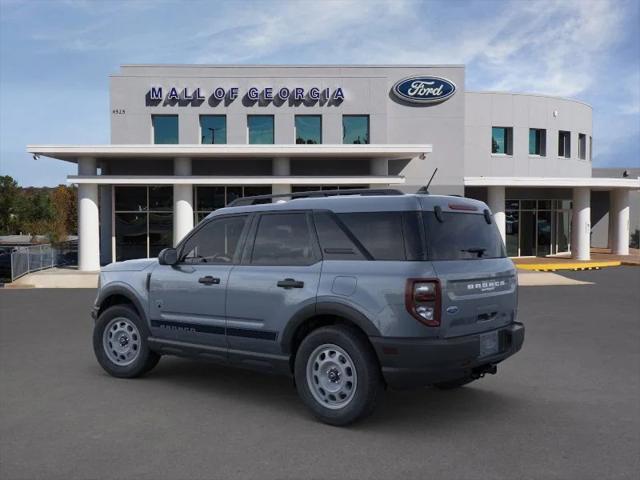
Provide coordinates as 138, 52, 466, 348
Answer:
392, 76, 456, 104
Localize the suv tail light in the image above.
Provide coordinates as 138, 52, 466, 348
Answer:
405, 279, 441, 327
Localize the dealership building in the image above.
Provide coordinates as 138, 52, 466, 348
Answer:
28, 65, 639, 271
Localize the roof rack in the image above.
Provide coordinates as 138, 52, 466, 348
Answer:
227, 188, 405, 207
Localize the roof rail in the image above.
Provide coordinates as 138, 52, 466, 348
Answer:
227, 188, 405, 207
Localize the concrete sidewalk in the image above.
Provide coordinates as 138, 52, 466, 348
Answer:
7, 267, 98, 288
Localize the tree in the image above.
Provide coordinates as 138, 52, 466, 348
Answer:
0, 175, 20, 234
49, 185, 77, 243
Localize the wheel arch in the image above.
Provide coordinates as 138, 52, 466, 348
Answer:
96, 284, 147, 324
280, 302, 381, 367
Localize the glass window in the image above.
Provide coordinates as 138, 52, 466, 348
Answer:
152, 115, 179, 144
529, 128, 546, 156
589, 136, 593, 161
200, 115, 227, 144
242, 186, 272, 204
248, 115, 274, 144
337, 212, 406, 260
196, 186, 226, 212
313, 212, 366, 260
180, 216, 248, 264
295, 115, 322, 144
115, 187, 146, 211
251, 213, 316, 265
423, 212, 506, 260
578, 133, 586, 160
149, 213, 173, 257
505, 210, 519, 257
492, 127, 513, 155
115, 213, 147, 261
148, 186, 172, 211
342, 115, 369, 144
558, 131, 571, 158
226, 186, 243, 205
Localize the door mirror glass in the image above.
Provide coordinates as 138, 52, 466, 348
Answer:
158, 247, 178, 265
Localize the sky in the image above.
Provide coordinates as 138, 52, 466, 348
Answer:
0, 0, 639, 187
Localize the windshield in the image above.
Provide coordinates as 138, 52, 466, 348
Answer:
423, 211, 506, 260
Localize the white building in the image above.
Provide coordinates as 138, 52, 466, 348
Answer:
27, 65, 639, 271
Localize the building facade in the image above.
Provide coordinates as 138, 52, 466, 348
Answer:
28, 65, 639, 270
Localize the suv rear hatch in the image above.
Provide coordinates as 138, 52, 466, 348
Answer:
421, 201, 517, 339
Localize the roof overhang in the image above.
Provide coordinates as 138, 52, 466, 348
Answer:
464, 176, 640, 190
28, 144, 432, 163
67, 175, 405, 185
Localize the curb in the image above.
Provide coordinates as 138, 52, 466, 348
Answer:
516, 261, 622, 272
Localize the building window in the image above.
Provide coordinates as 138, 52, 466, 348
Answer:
558, 131, 571, 158
152, 115, 179, 144
114, 186, 173, 261
291, 185, 368, 193
491, 127, 513, 155
578, 133, 587, 160
248, 115, 274, 144
529, 128, 546, 156
589, 136, 593, 161
200, 115, 227, 144
193, 185, 272, 223
295, 115, 322, 144
343, 115, 369, 144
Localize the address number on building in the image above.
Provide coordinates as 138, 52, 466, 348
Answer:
112, 109, 126, 115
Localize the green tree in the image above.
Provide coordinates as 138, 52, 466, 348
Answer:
0, 175, 20, 234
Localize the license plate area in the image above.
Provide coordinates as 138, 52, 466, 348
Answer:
479, 331, 499, 358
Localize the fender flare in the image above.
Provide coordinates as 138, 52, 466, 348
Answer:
279, 301, 381, 354
95, 283, 148, 325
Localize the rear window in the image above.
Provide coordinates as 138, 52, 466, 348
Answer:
423, 211, 506, 260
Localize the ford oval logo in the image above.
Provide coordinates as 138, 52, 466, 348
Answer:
392, 76, 456, 104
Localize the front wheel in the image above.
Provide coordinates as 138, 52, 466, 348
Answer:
294, 326, 383, 426
93, 304, 160, 378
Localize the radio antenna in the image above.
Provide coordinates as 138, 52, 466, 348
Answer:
418, 168, 438, 194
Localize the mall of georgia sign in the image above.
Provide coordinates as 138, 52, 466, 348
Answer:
391, 76, 456, 104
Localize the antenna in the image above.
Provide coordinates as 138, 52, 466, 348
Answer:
418, 168, 438, 194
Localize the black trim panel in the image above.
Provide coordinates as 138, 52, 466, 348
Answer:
151, 319, 277, 340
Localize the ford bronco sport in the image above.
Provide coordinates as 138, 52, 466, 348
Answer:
92, 189, 524, 425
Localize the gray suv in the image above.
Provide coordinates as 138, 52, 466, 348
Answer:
92, 189, 524, 425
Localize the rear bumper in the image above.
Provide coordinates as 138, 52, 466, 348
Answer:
370, 322, 524, 389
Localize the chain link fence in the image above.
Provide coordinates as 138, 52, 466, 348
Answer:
1, 242, 78, 283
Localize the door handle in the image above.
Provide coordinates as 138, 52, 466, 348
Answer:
277, 278, 304, 289
198, 276, 221, 285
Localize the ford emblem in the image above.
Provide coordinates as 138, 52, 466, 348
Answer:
392, 76, 456, 104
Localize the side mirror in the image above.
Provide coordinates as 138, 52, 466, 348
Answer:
158, 247, 178, 266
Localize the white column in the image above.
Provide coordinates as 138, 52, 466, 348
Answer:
571, 187, 591, 260
370, 158, 389, 189
77, 157, 100, 271
173, 157, 193, 246
272, 157, 291, 201
610, 189, 630, 255
487, 186, 506, 245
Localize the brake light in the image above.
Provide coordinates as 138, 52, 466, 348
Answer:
405, 279, 441, 327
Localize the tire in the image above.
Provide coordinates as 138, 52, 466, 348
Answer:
433, 376, 476, 390
93, 304, 160, 378
294, 325, 383, 426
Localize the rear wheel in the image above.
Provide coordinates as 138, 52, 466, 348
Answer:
93, 304, 160, 378
294, 325, 383, 426
433, 376, 476, 390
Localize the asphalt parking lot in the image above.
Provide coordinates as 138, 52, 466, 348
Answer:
1, 267, 639, 480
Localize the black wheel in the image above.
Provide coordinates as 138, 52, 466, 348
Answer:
433, 376, 476, 390
294, 325, 383, 426
93, 304, 160, 378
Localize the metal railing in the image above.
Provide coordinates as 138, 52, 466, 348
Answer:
6, 242, 78, 282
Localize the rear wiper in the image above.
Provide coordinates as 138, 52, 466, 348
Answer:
461, 248, 486, 258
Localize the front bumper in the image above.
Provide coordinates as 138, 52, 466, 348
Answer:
370, 322, 524, 389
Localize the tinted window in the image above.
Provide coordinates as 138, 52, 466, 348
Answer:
337, 212, 406, 260
423, 212, 505, 260
200, 115, 227, 144
152, 115, 178, 144
180, 216, 247, 264
248, 115, 274, 144
313, 212, 366, 260
251, 213, 315, 265
295, 115, 322, 144
342, 115, 369, 144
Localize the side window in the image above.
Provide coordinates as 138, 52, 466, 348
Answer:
251, 213, 316, 266
313, 211, 366, 260
180, 216, 247, 264
337, 212, 407, 260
